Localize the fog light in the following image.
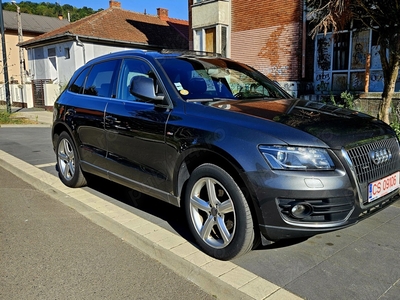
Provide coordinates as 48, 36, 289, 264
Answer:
290, 202, 313, 219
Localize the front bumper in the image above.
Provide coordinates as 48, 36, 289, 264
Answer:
245, 167, 400, 241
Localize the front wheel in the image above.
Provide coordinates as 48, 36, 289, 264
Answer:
184, 164, 254, 260
56, 132, 87, 188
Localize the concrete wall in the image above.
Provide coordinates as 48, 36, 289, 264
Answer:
0, 82, 60, 110
192, 0, 230, 28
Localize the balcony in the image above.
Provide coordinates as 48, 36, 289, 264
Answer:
192, 0, 230, 28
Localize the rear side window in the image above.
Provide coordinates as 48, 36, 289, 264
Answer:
84, 60, 121, 98
69, 67, 90, 94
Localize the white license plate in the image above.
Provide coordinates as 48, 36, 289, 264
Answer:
368, 172, 400, 202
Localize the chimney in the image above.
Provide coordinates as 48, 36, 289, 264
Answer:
109, 1, 121, 8
157, 8, 169, 21
58, 14, 63, 20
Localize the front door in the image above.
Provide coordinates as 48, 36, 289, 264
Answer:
105, 58, 171, 197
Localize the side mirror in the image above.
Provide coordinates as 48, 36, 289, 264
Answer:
129, 76, 164, 103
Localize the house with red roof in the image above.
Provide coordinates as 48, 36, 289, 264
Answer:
18, 1, 188, 108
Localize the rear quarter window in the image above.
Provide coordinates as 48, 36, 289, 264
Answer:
69, 67, 90, 94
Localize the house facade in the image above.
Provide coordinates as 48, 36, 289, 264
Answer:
1, 10, 69, 84
19, 0, 188, 109
189, 0, 399, 99
189, 0, 309, 97
0, 10, 69, 108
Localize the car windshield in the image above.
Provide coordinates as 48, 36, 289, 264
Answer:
157, 56, 290, 101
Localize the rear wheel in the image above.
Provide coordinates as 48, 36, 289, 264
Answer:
56, 132, 87, 188
184, 163, 254, 260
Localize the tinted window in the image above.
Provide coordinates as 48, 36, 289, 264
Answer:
84, 60, 121, 98
117, 59, 154, 101
69, 67, 90, 94
158, 57, 289, 100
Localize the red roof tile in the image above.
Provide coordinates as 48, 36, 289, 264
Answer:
21, 7, 189, 49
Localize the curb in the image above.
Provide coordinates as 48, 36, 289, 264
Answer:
0, 150, 303, 300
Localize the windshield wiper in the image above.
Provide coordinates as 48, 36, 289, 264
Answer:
186, 97, 235, 103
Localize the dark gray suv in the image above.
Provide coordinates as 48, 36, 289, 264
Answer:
52, 50, 400, 260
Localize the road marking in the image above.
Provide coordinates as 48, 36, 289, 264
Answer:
34, 162, 56, 168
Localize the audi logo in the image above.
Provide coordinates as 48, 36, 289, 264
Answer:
369, 148, 392, 165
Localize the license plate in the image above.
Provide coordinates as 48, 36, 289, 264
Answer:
368, 172, 400, 202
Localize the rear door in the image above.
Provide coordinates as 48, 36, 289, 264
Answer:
65, 59, 120, 173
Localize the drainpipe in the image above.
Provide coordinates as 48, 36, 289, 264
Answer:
75, 36, 86, 64
302, 0, 307, 79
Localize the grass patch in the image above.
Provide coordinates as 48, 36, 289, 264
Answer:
0, 109, 37, 125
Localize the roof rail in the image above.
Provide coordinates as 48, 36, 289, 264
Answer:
160, 49, 224, 57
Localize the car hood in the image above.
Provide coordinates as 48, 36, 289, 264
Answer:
209, 98, 394, 149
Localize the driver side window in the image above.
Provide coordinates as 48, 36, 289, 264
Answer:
117, 59, 161, 102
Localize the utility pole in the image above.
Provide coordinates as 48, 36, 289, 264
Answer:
12, 1, 25, 105
0, 0, 12, 113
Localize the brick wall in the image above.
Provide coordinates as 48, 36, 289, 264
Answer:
231, 0, 304, 81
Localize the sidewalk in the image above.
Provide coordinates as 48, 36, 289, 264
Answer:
0, 165, 216, 300
11, 107, 53, 125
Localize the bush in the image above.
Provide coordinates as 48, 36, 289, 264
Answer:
390, 122, 400, 140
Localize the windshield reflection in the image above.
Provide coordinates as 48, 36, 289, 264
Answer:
157, 56, 291, 101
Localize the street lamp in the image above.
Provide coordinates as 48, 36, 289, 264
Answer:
0, 0, 11, 113
12, 0, 25, 105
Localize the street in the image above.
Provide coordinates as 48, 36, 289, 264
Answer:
1, 125, 400, 299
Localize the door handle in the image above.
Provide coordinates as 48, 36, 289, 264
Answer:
105, 115, 117, 123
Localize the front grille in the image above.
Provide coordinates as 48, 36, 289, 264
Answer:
346, 137, 400, 185
345, 137, 400, 204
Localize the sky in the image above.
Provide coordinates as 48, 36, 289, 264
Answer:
23, 0, 189, 20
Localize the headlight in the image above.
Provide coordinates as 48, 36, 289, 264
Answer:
259, 145, 335, 170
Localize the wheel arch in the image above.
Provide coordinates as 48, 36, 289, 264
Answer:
52, 122, 76, 151
175, 147, 262, 230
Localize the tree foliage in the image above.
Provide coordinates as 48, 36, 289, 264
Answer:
2, 1, 102, 22
307, 0, 400, 124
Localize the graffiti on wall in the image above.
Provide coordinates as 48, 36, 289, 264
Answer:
316, 36, 332, 72
351, 31, 369, 69
268, 65, 289, 76
371, 45, 382, 69
369, 71, 384, 92
315, 35, 332, 93
350, 72, 365, 90
256, 65, 289, 76
332, 73, 347, 91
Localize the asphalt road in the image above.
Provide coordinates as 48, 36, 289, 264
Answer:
1, 125, 400, 300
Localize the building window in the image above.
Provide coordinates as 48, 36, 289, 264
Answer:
65, 48, 70, 59
221, 26, 227, 57
193, 25, 229, 56
205, 27, 216, 53
48, 48, 56, 57
313, 30, 398, 94
332, 33, 349, 71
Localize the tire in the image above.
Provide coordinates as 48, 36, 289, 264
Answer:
184, 163, 254, 260
56, 132, 87, 188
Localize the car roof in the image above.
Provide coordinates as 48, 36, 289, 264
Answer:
85, 49, 223, 65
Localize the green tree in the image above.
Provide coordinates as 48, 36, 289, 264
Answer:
2, 1, 102, 23
307, 0, 400, 124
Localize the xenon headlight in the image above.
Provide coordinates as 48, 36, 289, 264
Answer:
259, 145, 335, 170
